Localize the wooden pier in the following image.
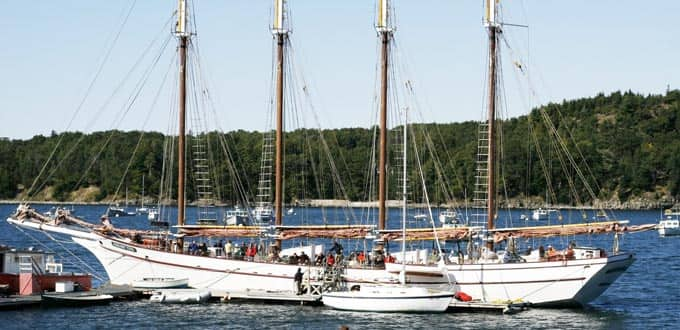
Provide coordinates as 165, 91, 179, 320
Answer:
214, 289, 322, 305
449, 300, 531, 314
0, 284, 141, 310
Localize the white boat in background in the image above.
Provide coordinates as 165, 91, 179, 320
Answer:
132, 277, 189, 289
664, 209, 680, 216
438, 210, 463, 228
224, 208, 250, 226
136, 175, 150, 214
322, 285, 453, 313
531, 208, 557, 221
658, 217, 680, 236
656, 208, 680, 236
107, 205, 136, 217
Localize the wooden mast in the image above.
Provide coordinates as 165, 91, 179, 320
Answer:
273, 0, 288, 239
377, 0, 392, 231
485, 0, 499, 250
176, 0, 189, 235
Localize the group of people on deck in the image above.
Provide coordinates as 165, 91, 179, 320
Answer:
223, 240, 264, 261
538, 243, 576, 261
172, 238, 403, 270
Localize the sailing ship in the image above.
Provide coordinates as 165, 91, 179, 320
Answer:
6, 0, 657, 308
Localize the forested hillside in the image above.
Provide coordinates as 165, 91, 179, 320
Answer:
1, 90, 678, 207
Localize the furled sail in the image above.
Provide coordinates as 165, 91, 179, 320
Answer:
379, 227, 475, 241
491, 221, 656, 243
276, 225, 375, 240
176, 225, 267, 238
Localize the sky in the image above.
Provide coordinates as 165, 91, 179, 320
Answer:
1, 1, 678, 140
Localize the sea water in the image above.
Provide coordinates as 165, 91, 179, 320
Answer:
0, 204, 678, 329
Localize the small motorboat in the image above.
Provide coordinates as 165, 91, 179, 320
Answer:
132, 277, 189, 289
658, 218, 680, 236
41, 293, 114, 307
322, 284, 454, 313
149, 289, 211, 304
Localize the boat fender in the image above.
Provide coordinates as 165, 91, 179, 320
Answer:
454, 292, 472, 302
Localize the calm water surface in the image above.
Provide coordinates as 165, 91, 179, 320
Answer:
1, 204, 678, 329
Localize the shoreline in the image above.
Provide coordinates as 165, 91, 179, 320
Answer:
0, 199, 671, 211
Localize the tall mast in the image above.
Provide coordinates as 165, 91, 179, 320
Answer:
272, 0, 288, 232
377, 0, 392, 231
176, 0, 189, 230
484, 0, 499, 250
400, 107, 407, 285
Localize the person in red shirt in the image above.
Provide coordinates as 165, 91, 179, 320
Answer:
357, 251, 366, 264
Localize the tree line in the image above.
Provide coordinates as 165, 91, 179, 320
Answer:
1, 90, 678, 207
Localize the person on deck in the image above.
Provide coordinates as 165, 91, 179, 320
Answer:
189, 241, 198, 255
546, 245, 558, 261
199, 242, 208, 256
315, 253, 324, 266
357, 251, 366, 264
289, 253, 299, 265
294, 268, 303, 295
225, 240, 233, 259
326, 253, 335, 267
100, 215, 113, 231
329, 241, 343, 255
299, 251, 309, 265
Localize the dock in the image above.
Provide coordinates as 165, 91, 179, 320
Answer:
449, 300, 531, 314
0, 284, 142, 310
214, 289, 322, 305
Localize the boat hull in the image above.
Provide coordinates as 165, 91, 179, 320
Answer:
70, 234, 398, 298
387, 252, 635, 306
41, 293, 114, 307
132, 278, 189, 289
322, 286, 454, 312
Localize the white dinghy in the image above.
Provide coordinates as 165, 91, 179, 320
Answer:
149, 289, 211, 304
132, 277, 189, 289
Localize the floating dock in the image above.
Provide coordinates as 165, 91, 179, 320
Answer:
449, 300, 531, 314
214, 289, 322, 305
0, 284, 141, 310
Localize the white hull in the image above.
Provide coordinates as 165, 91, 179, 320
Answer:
322, 285, 454, 312
658, 219, 680, 236
8, 217, 632, 307
132, 277, 189, 289
386, 252, 634, 306
149, 289, 211, 304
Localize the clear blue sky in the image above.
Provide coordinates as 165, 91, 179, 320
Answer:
2, 1, 678, 140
